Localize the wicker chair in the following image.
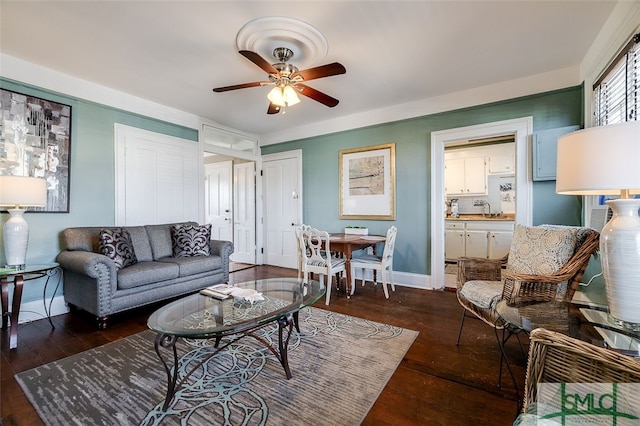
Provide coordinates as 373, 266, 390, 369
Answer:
515, 328, 640, 423
456, 225, 600, 344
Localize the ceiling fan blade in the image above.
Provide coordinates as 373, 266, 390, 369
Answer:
212, 81, 263, 92
239, 50, 279, 75
267, 103, 280, 114
292, 63, 346, 81
296, 84, 340, 107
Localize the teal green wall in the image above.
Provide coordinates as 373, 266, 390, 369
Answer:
0, 78, 198, 302
0, 77, 585, 302
262, 85, 585, 276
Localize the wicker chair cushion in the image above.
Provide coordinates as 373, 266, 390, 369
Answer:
459, 280, 503, 309
506, 225, 580, 275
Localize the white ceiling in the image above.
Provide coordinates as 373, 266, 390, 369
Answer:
0, 1, 616, 141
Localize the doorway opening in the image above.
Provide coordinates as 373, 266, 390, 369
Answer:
431, 117, 533, 290
201, 125, 261, 267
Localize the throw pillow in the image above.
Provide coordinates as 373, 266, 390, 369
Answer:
506, 225, 579, 275
98, 228, 138, 270
171, 223, 212, 257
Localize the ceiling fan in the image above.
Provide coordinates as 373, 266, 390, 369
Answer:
212, 47, 346, 114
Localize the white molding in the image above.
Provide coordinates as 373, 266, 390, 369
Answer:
1, 54, 205, 131
351, 269, 435, 291
18, 295, 69, 324
2, 52, 578, 148
260, 66, 578, 146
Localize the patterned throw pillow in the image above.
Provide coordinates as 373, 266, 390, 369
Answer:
171, 224, 212, 257
98, 228, 138, 269
506, 225, 579, 275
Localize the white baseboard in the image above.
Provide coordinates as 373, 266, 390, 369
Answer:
17, 295, 69, 324
351, 270, 438, 290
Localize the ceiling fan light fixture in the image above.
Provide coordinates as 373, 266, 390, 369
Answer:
267, 84, 300, 107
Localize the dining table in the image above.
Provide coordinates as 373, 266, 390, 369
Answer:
327, 233, 387, 297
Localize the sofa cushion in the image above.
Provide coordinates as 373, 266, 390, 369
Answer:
171, 223, 212, 257
506, 225, 579, 275
146, 223, 181, 260
125, 226, 153, 262
117, 261, 180, 289
98, 228, 138, 270
158, 255, 222, 277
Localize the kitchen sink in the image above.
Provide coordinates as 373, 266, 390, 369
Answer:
483, 213, 503, 218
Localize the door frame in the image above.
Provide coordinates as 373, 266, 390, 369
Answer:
200, 142, 262, 264
430, 117, 533, 289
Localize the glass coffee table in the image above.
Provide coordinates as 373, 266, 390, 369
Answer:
147, 277, 325, 410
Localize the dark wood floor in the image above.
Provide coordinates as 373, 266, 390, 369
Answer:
1, 266, 528, 425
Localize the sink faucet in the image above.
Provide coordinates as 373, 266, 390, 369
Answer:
482, 201, 491, 217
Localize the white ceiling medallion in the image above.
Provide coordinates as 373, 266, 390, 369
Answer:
236, 16, 329, 69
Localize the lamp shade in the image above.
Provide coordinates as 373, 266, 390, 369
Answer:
0, 176, 47, 208
556, 121, 640, 329
556, 121, 640, 195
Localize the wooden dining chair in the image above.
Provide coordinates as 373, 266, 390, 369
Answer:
300, 226, 346, 305
350, 226, 397, 298
294, 224, 311, 279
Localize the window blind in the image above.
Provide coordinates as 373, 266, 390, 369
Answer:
593, 34, 640, 125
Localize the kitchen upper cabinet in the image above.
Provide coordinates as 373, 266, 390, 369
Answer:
488, 152, 514, 175
444, 156, 487, 196
532, 125, 580, 181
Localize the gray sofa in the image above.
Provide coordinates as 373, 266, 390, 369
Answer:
56, 222, 233, 328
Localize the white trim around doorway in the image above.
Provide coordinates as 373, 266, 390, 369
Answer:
430, 117, 533, 290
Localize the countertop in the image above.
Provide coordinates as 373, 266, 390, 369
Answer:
445, 214, 515, 222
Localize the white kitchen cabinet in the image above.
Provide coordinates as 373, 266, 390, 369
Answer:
445, 222, 465, 261
488, 152, 514, 175
445, 221, 514, 260
465, 230, 488, 258
444, 156, 487, 196
488, 231, 513, 259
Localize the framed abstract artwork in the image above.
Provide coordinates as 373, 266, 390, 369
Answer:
339, 143, 396, 220
0, 89, 71, 212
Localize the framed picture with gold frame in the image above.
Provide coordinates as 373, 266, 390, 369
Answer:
339, 143, 395, 220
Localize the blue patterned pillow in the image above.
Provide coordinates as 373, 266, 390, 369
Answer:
171, 224, 212, 257
98, 228, 138, 269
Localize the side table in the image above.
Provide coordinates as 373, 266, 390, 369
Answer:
0, 263, 62, 349
494, 298, 640, 409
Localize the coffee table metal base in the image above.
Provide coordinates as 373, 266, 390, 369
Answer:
154, 312, 297, 411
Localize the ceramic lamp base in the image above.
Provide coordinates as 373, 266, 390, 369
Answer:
3, 208, 29, 268
601, 198, 640, 329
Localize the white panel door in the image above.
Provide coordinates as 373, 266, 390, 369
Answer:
204, 161, 233, 241
233, 161, 256, 264
263, 154, 301, 269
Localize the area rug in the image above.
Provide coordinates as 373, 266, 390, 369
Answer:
16, 307, 418, 426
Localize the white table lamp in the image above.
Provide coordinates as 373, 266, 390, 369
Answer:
0, 176, 47, 269
556, 120, 640, 330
